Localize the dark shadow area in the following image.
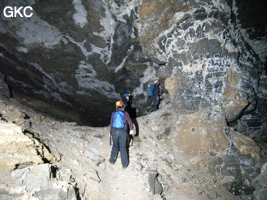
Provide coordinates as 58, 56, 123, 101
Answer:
126, 96, 140, 143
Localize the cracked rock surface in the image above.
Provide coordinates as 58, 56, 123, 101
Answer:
0, 90, 266, 199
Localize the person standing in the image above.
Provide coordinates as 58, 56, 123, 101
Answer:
121, 93, 130, 111
109, 100, 134, 168
151, 80, 161, 111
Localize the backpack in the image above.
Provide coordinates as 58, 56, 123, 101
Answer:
112, 111, 125, 128
147, 85, 155, 96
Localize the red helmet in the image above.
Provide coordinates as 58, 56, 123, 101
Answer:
116, 100, 124, 107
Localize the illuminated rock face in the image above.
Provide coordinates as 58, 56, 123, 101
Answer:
0, 91, 265, 199
0, 0, 266, 133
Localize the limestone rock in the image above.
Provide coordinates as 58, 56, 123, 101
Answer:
0, 93, 264, 200
0, 0, 266, 199
0, 0, 266, 138
0, 121, 56, 171
0, 72, 10, 99
0, 164, 76, 200
252, 163, 267, 200
0, 121, 43, 171
232, 131, 261, 162
171, 110, 229, 159
221, 68, 248, 122
148, 170, 163, 195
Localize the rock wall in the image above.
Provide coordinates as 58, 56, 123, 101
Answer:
0, 109, 76, 199
1, 2, 266, 197
0, 91, 266, 199
138, 0, 267, 144
0, 0, 266, 131
0, 0, 146, 126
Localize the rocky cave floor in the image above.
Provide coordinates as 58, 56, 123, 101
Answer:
0, 94, 266, 200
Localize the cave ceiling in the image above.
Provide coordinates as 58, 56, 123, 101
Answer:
0, 0, 266, 127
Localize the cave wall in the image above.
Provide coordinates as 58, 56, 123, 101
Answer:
0, 0, 267, 197
136, 0, 267, 194
0, 0, 266, 133
138, 0, 267, 138
0, 0, 151, 126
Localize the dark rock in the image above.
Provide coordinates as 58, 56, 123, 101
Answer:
189, 38, 222, 59
193, 7, 207, 20
148, 171, 163, 195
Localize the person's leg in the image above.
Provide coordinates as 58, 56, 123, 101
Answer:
152, 94, 159, 110
109, 129, 119, 164
119, 130, 129, 168
155, 96, 159, 109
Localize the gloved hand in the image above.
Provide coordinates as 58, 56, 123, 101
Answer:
129, 130, 134, 136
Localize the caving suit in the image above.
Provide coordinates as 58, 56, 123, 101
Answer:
109, 108, 133, 168
152, 84, 160, 110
